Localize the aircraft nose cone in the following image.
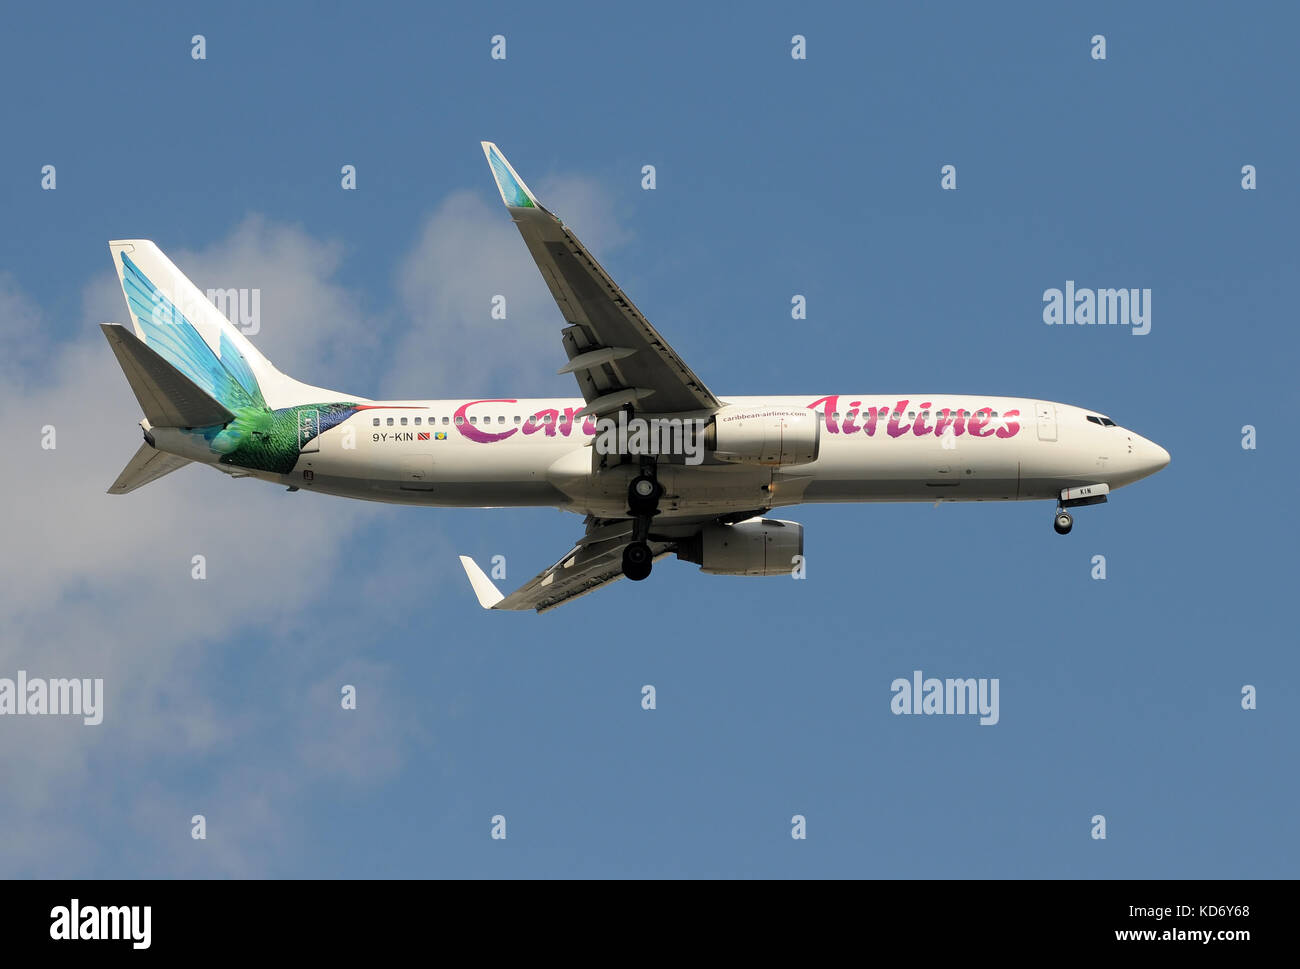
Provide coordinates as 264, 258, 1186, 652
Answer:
1141, 438, 1171, 475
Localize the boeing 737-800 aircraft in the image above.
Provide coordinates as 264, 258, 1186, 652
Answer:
102, 142, 1170, 612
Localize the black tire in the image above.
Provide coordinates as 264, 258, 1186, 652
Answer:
622, 541, 653, 581
1053, 512, 1073, 535
628, 474, 662, 516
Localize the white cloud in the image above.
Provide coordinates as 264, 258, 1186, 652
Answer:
0, 240, 390, 875
0, 172, 626, 875
0, 273, 50, 387
177, 216, 385, 393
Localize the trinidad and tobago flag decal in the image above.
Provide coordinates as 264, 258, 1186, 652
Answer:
418, 432, 430, 441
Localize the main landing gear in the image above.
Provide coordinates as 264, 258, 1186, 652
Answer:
1053, 508, 1073, 535
621, 541, 653, 581
622, 472, 663, 582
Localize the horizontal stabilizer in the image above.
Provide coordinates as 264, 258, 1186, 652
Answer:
101, 323, 235, 428
108, 442, 192, 495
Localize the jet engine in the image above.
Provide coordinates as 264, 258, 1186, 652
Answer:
704, 405, 820, 466
676, 518, 804, 576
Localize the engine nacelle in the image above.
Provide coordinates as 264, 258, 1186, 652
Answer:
677, 518, 804, 576
704, 404, 820, 467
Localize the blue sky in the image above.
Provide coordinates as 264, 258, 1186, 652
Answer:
0, 1, 1295, 877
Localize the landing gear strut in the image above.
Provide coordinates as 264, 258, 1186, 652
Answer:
1053, 508, 1073, 535
622, 471, 663, 581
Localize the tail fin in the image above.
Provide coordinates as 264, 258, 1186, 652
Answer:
107, 240, 345, 411
108, 441, 192, 495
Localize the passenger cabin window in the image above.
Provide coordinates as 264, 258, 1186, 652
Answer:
528, 416, 537, 425
498, 416, 505, 424
455, 416, 464, 425
414, 417, 421, 425
513, 415, 521, 424
400, 417, 407, 426
372, 418, 380, 426
442, 416, 449, 425
386, 418, 394, 426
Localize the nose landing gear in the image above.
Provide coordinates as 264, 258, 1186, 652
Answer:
1053, 484, 1108, 534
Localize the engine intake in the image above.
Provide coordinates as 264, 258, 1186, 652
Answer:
677, 518, 804, 576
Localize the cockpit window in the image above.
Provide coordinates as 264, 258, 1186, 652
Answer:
1087, 415, 1119, 427
1087, 415, 1103, 425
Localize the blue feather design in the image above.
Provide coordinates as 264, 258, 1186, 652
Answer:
219, 329, 262, 404
489, 147, 534, 208
119, 252, 265, 412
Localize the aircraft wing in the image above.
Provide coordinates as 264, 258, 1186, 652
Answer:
459, 519, 674, 614
481, 142, 720, 417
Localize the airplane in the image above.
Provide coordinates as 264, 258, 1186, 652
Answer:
102, 141, 1170, 613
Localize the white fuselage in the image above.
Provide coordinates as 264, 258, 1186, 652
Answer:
156, 393, 1170, 520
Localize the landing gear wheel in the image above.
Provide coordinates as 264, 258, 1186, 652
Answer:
622, 541, 653, 581
1053, 511, 1073, 535
628, 474, 663, 517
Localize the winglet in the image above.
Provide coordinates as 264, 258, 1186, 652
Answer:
458, 555, 506, 609
480, 142, 539, 210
